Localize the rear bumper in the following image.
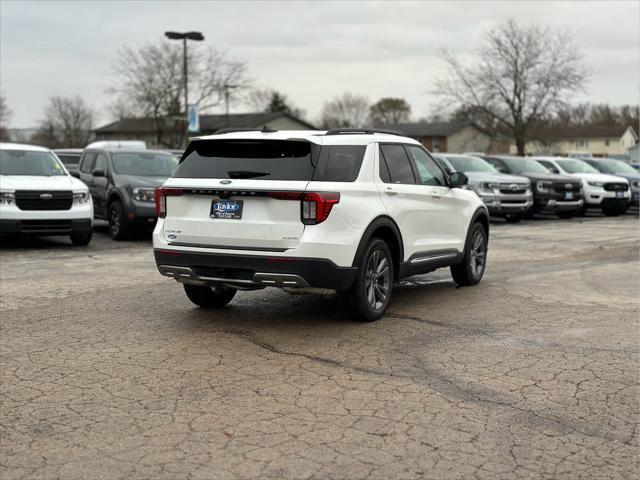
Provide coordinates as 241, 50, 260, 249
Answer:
154, 249, 358, 291
0, 218, 92, 236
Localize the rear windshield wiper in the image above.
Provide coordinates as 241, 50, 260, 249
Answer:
227, 170, 271, 179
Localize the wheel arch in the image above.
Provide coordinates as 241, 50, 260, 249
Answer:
351, 216, 404, 281
464, 207, 490, 253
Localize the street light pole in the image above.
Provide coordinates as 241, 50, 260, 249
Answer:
164, 31, 204, 145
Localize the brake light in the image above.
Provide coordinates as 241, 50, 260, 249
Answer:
302, 192, 340, 225
155, 188, 183, 218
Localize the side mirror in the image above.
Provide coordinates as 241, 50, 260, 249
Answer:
92, 169, 106, 177
69, 170, 80, 178
449, 171, 468, 188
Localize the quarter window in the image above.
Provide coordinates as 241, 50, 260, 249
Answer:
379, 145, 416, 184
406, 146, 445, 186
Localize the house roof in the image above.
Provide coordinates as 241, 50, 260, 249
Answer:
530, 124, 637, 140
93, 112, 315, 134
381, 122, 474, 137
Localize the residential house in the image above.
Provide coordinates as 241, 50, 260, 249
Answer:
382, 122, 492, 153
92, 112, 315, 149
510, 125, 638, 157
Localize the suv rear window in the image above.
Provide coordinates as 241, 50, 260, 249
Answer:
175, 140, 315, 180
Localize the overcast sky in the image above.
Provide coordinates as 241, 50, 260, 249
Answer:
1, 0, 638, 128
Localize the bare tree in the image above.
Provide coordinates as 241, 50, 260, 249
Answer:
435, 19, 587, 155
243, 87, 306, 119
369, 97, 411, 126
110, 40, 250, 146
319, 93, 370, 129
0, 95, 11, 141
33, 96, 94, 148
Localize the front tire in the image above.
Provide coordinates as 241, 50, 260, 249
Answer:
345, 238, 393, 322
183, 284, 237, 308
451, 223, 487, 286
108, 201, 130, 240
70, 228, 92, 246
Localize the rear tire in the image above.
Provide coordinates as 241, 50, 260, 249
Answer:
504, 213, 522, 223
108, 200, 130, 240
70, 228, 92, 246
451, 223, 487, 286
183, 284, 237, 308
345, 238, 393, 322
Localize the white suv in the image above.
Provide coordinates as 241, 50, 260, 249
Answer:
153, 129, 489, 321
534, 157, 631, 216
0, 143, 93, 245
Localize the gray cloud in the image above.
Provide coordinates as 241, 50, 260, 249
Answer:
1, 0, 638, 127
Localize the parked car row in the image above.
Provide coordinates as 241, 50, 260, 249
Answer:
0, 141, 178, 245
0, 139, 637, 250
435, 153, 638, 221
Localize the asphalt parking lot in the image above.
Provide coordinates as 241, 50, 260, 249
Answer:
1, 214, 638, 480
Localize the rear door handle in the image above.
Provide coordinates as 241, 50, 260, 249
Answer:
431, 190, 441, 199
385, 187, 398, 196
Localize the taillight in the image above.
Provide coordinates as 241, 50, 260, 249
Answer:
267, 191, 303, 201
155, 188, 183, 218
301, 192, 340, 225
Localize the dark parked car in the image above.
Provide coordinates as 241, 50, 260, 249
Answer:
583, 158, 640, 208
53, 148, 83, 171
477, 155, 583, 218
73, 148, 178, 239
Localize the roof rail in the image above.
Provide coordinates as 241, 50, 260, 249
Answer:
214, 126, 277, 135
324, 128, 403, 136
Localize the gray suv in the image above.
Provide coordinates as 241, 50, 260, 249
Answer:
73, 148, 177, 239
435, 154, 532, 223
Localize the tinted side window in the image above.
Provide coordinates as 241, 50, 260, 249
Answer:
94, 153, 109, 172
379, 145, 415, 184
313, 145, 366, 182
537, 160, 559, 174
80, 152, 96, 173
406, 146, 445, 186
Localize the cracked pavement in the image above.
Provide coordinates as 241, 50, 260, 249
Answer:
1, 216, 638, 479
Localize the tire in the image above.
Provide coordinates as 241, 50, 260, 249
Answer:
108, 200, 130, 240
557, 211, 574, 219
523, 208, 535, 220
504, 213, 522, 223
69, 228, 92, 246
577, 204, 588, 216
344, 238, 393, 322
451, 223, 487, 286
183, 284, 237, 308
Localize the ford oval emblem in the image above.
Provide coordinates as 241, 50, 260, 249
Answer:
40, 193, 53, 200
220, 180, 232, 185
